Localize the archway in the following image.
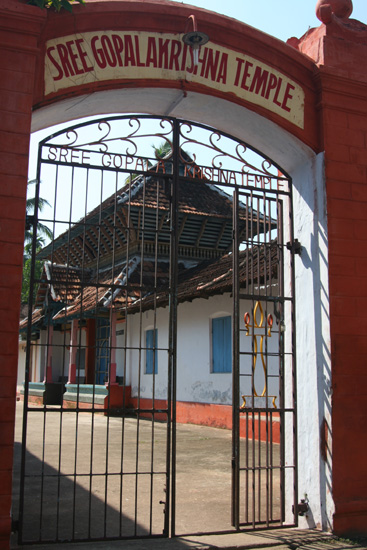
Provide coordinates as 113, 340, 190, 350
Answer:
8, 0, 367, 546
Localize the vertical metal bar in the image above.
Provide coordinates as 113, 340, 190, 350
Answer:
134, 172, 147, 536
258, 410, 261, 523
169, 118, 179, 537
119, 170, 133, 537
277, 195, 286, 524
288, 178, 298, 526
18, 144, 43, 544
232, 187, 240, 530
245, 411, 249, 524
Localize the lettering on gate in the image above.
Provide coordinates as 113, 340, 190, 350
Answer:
45, 31, 305, 129
45, 146, 284, 190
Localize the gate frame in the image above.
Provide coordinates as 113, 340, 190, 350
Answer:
18, 114, 298, 543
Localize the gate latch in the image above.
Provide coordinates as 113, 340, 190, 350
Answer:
286, 239, 302, 255
292, 497, 309, 517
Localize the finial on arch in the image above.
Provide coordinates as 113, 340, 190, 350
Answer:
316, 0, 353, 23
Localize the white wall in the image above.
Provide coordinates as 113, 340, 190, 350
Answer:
17, 341, 27, 390
126, 292, 280, 406
291, 153, 333, 530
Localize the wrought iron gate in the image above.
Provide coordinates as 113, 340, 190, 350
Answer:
18, 115, 297, 544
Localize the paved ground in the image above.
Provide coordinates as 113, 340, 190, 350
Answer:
11, 402, 367, 550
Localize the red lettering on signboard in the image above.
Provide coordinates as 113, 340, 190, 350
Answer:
91, 36, 107, 69
46, 47, 64, 81
159, 38, 169, 69
241, 60, 253, 90
134, 36, 145, 67
249, 66, 268, 96
234, 58, 244, 87
216, 53, 228, 84
146, 37, 157, 67
273, 77, 283, 107
169, 40, 182, 71
57, 43, 75, 77
101, 35, 117, 67
66, 40, 83, 75
124, 35, 136, 66
204, 49, 220, 81
112, 34, 124, 67
265, 73, 277, 99
282, 82, 295, 112
75, 39, 93, 73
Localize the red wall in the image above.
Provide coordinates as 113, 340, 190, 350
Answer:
297, 19, 367, 536
0, 2, 45, 546
0, 0, 366, 546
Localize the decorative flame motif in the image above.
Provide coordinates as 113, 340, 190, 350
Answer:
241, 301, 277, 409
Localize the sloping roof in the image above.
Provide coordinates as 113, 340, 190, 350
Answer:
34, 262, 91, 309
37, 150, 269, 267
19, 308, 44, 332
129, 241, 279, 313
21, 242, 278, 329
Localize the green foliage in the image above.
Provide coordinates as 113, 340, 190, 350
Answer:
28, 0, 85, 13
152, 141, 172, 159
21, 244, 43, 305
22, 181, 52, 305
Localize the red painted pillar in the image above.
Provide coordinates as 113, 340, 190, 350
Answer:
68, 320, 78, 384
0, 1, 45, 547
297, 11, 367, 537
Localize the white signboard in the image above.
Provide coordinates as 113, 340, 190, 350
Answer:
45, 31, 305, 128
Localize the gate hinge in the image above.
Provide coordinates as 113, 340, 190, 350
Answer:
286, 239, 302, 255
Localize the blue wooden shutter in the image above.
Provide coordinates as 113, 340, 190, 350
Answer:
212, 316, 232, 373
146, 329, 158, 374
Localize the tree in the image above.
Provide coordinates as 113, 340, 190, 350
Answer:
22, 181, 52, 305
28, 0, 85, 13
152, 140, 172, 159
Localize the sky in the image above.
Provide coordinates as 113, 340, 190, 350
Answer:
167, 0, 367, 42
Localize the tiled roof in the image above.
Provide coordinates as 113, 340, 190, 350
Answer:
129, 241, 279, 312
37, 152, 267, 267
21, 242, 278, 328
19, 308, 44, 332
35, 263, 91, 308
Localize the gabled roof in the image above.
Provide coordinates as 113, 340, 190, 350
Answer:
37, 151, 270, 269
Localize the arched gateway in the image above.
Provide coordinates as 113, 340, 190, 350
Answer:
1, 0, 367, 546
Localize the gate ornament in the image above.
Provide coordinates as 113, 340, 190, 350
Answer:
240, 301, 278, 410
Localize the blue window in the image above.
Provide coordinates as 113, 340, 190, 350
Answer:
212, 316, 232, 373
146, 329, 158, 374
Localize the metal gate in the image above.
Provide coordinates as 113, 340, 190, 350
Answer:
18, 115, 297, 544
